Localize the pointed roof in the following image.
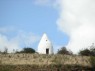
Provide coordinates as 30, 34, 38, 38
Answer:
38, 33, 52, 48
41, 33, 48, 41
38, 33, 53, 54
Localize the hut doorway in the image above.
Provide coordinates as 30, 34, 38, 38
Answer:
46, 48, 49, 54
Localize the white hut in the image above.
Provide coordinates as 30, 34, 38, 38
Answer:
38, 33, 53, 54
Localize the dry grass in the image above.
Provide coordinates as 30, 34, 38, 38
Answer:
0, 54, 91, 67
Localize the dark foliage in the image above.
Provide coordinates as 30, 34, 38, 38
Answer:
79, 48, 95, 56
90, 48, 95, 56
57, 47, 73, 55
17, 47, 35, 53
79, 49, 92, 56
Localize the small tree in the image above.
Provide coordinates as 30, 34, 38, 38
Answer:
79, 48, 92, 56
0, 50, 2, 53
90, 47, 95, 56
17, 47, 35, 53
57, 47, 72, 55
79, 45, 95, 56
3, 47, 8, 54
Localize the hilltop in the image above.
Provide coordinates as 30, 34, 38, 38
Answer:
0, 54, 91, 66
0, 53, 95, 71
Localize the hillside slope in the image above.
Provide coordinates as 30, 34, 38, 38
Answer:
0, 54, 91, 67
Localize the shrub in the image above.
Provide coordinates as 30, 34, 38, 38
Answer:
16, 47, 35, 53
57, 47, 73, 55
79, 48, 95, 56
79, 49, 92, 56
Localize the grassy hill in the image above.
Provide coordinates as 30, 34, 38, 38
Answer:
0, 53, 94, 71
0, 54, 90, 66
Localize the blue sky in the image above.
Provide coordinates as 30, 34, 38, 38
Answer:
0, 0, 69, 52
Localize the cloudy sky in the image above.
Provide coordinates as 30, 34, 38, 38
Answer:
0, 0, 69, 53
0, 0, 95, 53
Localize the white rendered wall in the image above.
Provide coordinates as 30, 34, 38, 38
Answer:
38, 33, 53, 54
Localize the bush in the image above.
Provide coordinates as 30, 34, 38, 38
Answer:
16, 47, 35, 53
79, 49, 92, 56
57, 47, 73, 55
79, 48, 95, 56
90, 48, 95, 56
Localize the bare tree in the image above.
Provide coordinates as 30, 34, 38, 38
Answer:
3, 47, 8, 54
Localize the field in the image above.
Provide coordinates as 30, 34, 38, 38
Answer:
0, 53, 94, 71
0, 53, 90, 66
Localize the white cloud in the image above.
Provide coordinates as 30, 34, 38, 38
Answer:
0, 34, 20, 52
0, 28, 40, 53
57, 0, 95, 53
18, 31, 40, 47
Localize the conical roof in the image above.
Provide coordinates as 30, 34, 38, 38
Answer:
39, 33, 50, 44
38, 33, 53, 54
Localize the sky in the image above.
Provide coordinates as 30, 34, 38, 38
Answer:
0, 0, 95, 54
57, 0, 95, 53
0, 0, 69, 53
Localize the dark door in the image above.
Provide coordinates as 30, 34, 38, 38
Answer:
46, 48, 49, 54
